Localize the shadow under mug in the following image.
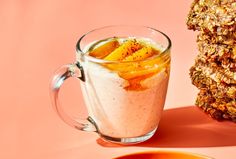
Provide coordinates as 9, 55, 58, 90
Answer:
50, 25, 171, 144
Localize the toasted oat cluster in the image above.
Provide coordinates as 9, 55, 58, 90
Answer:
187, 0, 236, 35
187, 0, 236, 121
197, 41, 236, 70
198, 31, 236, 45
196, 89, 236, 121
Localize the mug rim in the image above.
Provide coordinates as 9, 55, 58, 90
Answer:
76, 25, 171, 64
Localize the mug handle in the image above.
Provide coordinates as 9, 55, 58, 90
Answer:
50, 62, 97, 132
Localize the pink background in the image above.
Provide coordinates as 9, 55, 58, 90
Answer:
1, 0, 235, 159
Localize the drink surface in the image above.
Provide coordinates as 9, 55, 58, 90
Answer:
85, 37, 169, 91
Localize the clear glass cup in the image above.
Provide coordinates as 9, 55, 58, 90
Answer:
50, 25, 171, 144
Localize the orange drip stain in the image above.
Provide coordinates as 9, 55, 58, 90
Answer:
122, 73, 155, 91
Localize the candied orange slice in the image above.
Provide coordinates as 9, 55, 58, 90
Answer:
104, 39, 142, 61
119, 66, 162, 80
123, 46, 154, 61
105, 48, 169, 79
104, 63, 137, 72
89, 40, 120, 59
140, 51, 170, 68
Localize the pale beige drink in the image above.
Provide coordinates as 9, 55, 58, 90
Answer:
79, 37, 170, 138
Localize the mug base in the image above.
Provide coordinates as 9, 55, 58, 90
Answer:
99, 127, 157, 145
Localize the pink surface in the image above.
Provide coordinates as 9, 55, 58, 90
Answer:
0, 0, 235, 159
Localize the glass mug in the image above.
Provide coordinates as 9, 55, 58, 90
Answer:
50, 25, 171, 144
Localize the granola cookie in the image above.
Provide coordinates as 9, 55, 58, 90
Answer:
191, 60, 236, 84
197, 40, 236, 71
187, 0, 236, 35
198, 31, 236, 45
190, 65, 236, 98
196, 89, 236, 121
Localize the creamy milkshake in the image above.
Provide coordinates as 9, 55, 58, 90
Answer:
51, 26, 171, 144
78, 38, 170, 139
